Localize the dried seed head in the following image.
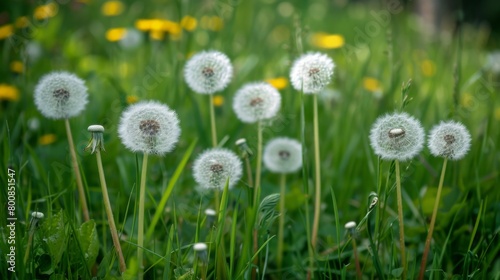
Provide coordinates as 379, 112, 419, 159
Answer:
290, 52, 335, 94
118, 101, 180, 155
428, 121, 471, 160
184, 50, 233, 94
263, 137, 302, 174
369, 112, 425, 161
193, 148, 243, 190
34, 71, 88, 119
232, 82, 281, 123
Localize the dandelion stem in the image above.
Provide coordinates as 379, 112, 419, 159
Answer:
418, 158, 448, 280
209, 95, 218, 147
245, 156, 254, 189
311, 94, 322, 250
95, 150, 127, 273
252, 120, 263, 280
65, 119, 90, 222
277, 173, 286, 270
138, 153, 149, 280
352, 237, 362, 280
395, 160, 406, 280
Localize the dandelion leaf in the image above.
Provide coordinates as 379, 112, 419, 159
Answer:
41, 209, 67, 267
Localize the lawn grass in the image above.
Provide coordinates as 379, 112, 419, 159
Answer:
1, 0, 499, 279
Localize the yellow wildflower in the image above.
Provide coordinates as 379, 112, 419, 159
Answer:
15, 16, 29, 28
181, 16, 197, 31
213, 95, 224, 107
149, 29, 164, 40
10, 61, 24, 73
126, 95, 139, 104
34, 2, 58, 20
101, 1, 124, 16
421, 59, 436, 77
0, 24, 13, 40
38, 134, 57, 145
266, 77, 288, 90
105, 28, 127, 42
311, 33, 345, 49
0, 84, 20, 101
363, 77, 381, 92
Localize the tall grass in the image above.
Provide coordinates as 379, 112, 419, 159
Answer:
1, 1, 499, 279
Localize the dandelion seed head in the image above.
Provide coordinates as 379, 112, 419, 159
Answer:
193, 242, 207, 252
193, 148, 242, 190
263, 137, 302, 174
369, 112, 425, 161
344, 221, 356, 230
118, 101, 180, 155
290, 52, 334, 94
31, 211, 45, 219
34, 71, 88, 119
184, 50, 232, 94
428, 121, 471, 160
232, 82, 281, 123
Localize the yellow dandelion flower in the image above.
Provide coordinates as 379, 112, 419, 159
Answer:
311, 33, 345, 49
0, 24, 14, 40
363, 77, 381, 92
266, 77, 288, 90
181, 16, 197, 31
105, 28, 127, 42
10, 61, 23, 73
213, 95, 224, 107
421, 59, 436, 77
135, 19, 152, 31
167, 22, 182, 36
34, 2, 58, 20
15, 16, 29, 28
126, 95, 139, 104
495, 107, 500, 121
0, 84, 20, 101
150, 29, 164, 40
38, 134, 57, 145
101, 1, 124, 16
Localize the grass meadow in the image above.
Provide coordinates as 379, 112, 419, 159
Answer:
1, 0, 499, 279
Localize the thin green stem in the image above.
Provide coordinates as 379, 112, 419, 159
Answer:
96, 151, 127, 273
65, 119, 90, 222
418, 158, 448, 280
209, 95, 218, 147
395, 160, 406, 280
277, 173, 286, 270
254, 121, 263, 204
245, 156, 254, 189
311, 94, 322, 250
252, 121, 263, 280
138, 153, 149, 280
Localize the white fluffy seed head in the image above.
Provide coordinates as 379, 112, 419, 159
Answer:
193, 148, 243, 190
31, 211, 45, 219
34, 71, 89, 119
428, 121, 471, 160
193, 242, 207, 251
263, 137, 302, 174
204, 208, 216, 216
345, 221, 356, 229
290, 52, 335, 94
118, 101, 180, 155
184, 50, 233, 94
232, 82, 281, 123
369, 112, 425, 161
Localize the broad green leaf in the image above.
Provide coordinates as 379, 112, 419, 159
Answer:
41, 210, 67, 266
76, 219, 99, 269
